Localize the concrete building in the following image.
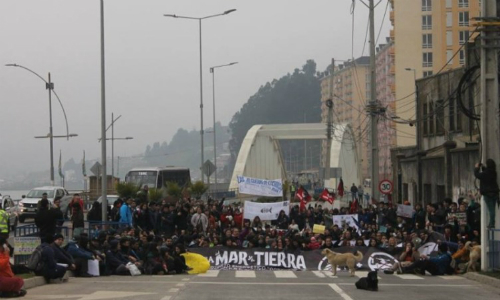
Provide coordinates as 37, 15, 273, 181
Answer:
320, 57, 370, 182
390, 0, 480, 147
375, 40, 396, 180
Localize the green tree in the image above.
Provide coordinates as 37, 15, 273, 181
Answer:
166, 181, 182, 199
115, 182, 140, 199
191, 180, 208, 200
148, 188, 163, 202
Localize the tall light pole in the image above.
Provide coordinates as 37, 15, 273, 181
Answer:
98, 113, 133, 179
210, 62, 237, 190
164, 9, 236, 183
100, 0, 108, 222
5, 64, 74, 186
405, 68, 420, 205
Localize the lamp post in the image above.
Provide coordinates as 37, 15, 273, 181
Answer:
209, 62, 237, 191
100, 0, 108, 222
164, 9, 236, 183
405, 67, 421, 205
5, 63, 74, 186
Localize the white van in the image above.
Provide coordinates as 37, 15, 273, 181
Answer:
18, 186, 71, 222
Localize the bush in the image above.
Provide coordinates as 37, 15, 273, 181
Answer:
166, 181, 182, 199
148, 188, 164, 202
116, 182, 140, 199
191, 180, 208, 200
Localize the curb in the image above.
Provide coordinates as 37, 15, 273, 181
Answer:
22, 271, 71, 290
464, 272, 500, 289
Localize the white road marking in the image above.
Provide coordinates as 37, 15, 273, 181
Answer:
235, 270, 256, 278
394, 274, 424, 280
329, 284, 354, 300
160, 296, 171, 300
176, 283, 185, 287
355, 271, 381, 279
312, 271, 326, 278
439, 276, 465, 280
182, 278, 190, 281
274, 270, 297, 278
78, 291, 156, 300
323, 271, 339, 278
168, 288, 179, 293
198, 270, 219, 277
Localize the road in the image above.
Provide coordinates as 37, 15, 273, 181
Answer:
20, 270, 500, 300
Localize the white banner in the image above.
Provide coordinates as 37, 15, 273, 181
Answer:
244, 200, 290, 221
237, 176, 283, 197
332, 214, 360, 233
396, 204, 414, 218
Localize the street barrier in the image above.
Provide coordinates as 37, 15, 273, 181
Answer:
86, 221, 124, 238
488, 228, 500, 271
14, 224, 39, 237
13, 226, 69, 265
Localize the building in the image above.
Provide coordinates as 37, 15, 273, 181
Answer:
320, 57, 370, 181
390, 0, 480, 147
375, 40, 396, 180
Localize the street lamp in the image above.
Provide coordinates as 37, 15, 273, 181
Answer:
405, 67, 421, 204
5, 63, 75, 186
164, 9, 236, 183
209, 62, 238, 191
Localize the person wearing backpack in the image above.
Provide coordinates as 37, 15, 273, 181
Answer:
0, 237, 27, 297
41, 234, 75, 283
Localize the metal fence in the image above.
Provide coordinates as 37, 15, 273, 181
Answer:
13, 226, 69, 265
488, 228, 500, 271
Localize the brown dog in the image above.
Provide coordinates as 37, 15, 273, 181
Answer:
465, 241, 481, 272
321, 249, 363, 276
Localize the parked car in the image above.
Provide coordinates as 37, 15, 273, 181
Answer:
96, 194, 119, 210
1, 195, 18, 230
18, 186, 72, 222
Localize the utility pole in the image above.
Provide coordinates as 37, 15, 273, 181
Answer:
367, 0, 379, 203
479, 0, 500, 271
100, 0, 108, 222
325, 58, 335, 184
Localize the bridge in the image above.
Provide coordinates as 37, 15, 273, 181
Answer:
229, 123, 362, 197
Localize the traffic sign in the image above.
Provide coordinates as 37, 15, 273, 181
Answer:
90, 162, 102, 176
379, 179, 393, 195
203, 160, 216, 177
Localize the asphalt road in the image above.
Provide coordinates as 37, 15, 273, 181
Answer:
20, 270, 500, 300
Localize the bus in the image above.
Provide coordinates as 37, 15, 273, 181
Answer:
125, 167, 191, 189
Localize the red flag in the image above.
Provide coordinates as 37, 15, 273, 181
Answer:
296, 186, 311, 210
337, 178, 344, 197
350, 198, 359, 213
320, 188, 335, 204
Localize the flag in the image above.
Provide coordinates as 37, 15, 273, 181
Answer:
82, 150, 87, 177
350, 198, 359, 213
337, 177, 344, 197
58, 150, 64, 179
296, 186, 311, 210
320, 188, 335, 204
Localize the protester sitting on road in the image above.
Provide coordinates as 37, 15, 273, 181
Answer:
41, 233, 75, 283
401, 243, 452, 276
66, 235, 99, 277
106, 239, 133, 275
385, 242, 420, 274
0, 237, 27, 298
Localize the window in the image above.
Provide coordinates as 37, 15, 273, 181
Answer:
459, 11, 469, 26
429, 101, 434, 134
423, 71, 433, 77
423, 103, 428, 135
422, 0, 432, 11
446, 31, 453, 46
422, 15, 433, 30
459, 49, 465, 65
447, 50, 453, 64
446, 0, 452, 8
422, 34, 432, 49
446, 12, 453, 27
459, 30, 470, 44
459, 0, 469, 8
449, 97, 455, 131
423, 52, 433, 67
436, 100, 445, 135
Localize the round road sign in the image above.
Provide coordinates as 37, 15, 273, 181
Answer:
379, 179, 393, 195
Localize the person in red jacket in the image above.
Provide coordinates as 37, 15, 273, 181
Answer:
0, 237, 27, 298
233, 208, 243, 228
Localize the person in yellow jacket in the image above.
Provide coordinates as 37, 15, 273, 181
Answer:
0, 203, 10, 239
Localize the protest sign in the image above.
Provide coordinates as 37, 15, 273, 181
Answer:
396, 204, 414, 218
237, 176, 283, 197
244, 200, 289, 221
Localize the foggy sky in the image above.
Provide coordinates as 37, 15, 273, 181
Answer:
0, 0, 390, 178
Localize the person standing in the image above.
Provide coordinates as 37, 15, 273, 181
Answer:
69, 195, 84, 237
475, 159, 500, 229
35, 199, 58, 243
191, 207, 208, 235
50, 196, 64, 229
0, 204, 9, 240
120, 198, 133, 227
350, 184, 358, 202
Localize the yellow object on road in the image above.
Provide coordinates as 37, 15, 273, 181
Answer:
181, 252, 210, 274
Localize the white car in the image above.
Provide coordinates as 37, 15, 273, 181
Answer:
18, 186, 72, 222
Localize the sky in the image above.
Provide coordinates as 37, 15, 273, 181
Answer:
0, 0, 391, 178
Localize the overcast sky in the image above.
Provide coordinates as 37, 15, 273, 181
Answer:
0, 0, 390, 178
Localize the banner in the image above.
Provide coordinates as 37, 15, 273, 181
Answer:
237, 176, 283, 197
332, 214, 359, 233
189, 247, 405, 271
244, 200, 289, 221
14, 237, 41, 255
396, 204, 414, 218
448, 212, 467, 225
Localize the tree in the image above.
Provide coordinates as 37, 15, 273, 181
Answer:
166, 181, 182, 199
116, 182, 140, 199
191, 180, 208, 200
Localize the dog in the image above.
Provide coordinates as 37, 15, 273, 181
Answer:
321, 249, 363, 277
355, 270, 378, 291
465, 241, 481, 272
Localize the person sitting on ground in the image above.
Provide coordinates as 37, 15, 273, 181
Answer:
0, 237, 27, 298
66, 235, 99, 277
105, 240, 133, 275
42, 233, 75, 283
384, 242, 420, 274
401, 243, 452, 276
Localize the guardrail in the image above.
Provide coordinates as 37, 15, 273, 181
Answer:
86, 221, 125, 238
13, 224, 39, 237
488, 228, 500, 271
13, 226, 70, 265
